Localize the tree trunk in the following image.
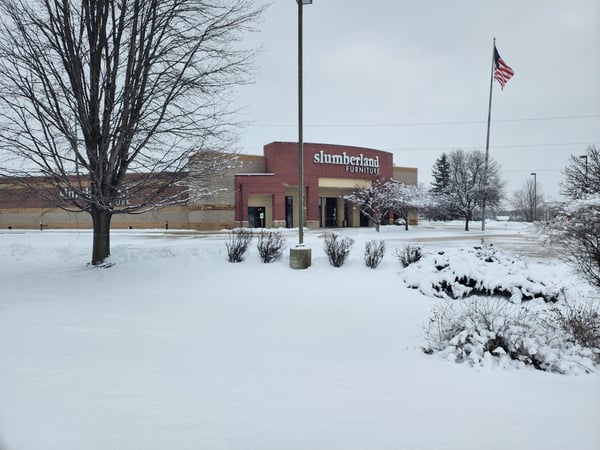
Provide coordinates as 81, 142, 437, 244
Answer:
464, 213, 470, 231
91, 207, 112, 265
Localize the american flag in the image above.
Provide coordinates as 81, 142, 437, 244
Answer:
493, 46, 514, 90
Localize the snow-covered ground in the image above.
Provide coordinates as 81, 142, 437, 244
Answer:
1, 221, 599, 450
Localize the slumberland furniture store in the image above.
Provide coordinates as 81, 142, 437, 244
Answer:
0, 142, 417, 230
234, 142, 417, 229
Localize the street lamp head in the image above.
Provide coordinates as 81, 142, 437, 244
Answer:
530, 172, 536, 176
297, 0, 312, 4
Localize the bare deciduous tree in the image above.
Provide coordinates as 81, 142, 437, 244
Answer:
438, 149, 504, 231
0, 0, 264, 264
391, 182, 428, 231
544, 196, 600, 289
544, 147, 600, 289
561, 145, 600, 199
344, 177, 396, 232
511, 177, 544, 222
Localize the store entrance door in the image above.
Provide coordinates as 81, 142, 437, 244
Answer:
248, 206, 265, 228
324, 198, 337, 227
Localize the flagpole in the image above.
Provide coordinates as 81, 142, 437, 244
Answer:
481, 37, 496, 232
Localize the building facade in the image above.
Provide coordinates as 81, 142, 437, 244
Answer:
0, 142, 417, 230
234, 142, 417, 229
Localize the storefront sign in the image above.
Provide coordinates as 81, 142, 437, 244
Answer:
313, 150, 380, 175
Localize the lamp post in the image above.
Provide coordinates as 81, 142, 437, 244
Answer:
297, 0, 311, 246
579, 154, 588, 195
289, 0, 312, 269
530, 172, 536, 222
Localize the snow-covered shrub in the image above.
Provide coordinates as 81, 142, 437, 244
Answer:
394, 243, 422, 268
542, 195, 600, 288
324, 233, 354, 267
364, 239, 385, 269
256, 231, 285, 263
402, 244, 563, 303
550, 301, 600, 363
423, 299, 596, 374
225, 228, 253, 263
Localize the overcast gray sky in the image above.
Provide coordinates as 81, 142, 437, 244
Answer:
235, 0, 600, 202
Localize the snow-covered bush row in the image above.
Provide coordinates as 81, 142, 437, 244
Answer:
423, 298, 597, 375
402, 243, 563, 303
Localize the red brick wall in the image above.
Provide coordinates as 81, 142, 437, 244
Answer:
264, 142, 393, 183
236, 142, 396, 224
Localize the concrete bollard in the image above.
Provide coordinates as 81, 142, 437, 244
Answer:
289, 246, 312, 269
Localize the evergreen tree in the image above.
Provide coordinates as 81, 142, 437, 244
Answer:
430, 153, 451, 195
428, 152, 456, 220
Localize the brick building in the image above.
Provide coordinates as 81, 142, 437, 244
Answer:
0, 142, 417, 230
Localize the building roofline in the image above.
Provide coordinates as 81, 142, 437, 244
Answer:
235, 173, 274, 176
264, 141, 394, 156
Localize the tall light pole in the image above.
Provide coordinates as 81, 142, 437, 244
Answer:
297, 0, 311, 246
579, 154, 588, 195
530, 172, 536, 222
290, 0, 312, 269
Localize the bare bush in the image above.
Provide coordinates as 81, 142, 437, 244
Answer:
225, 229, 253, 263
256, 231, 285, 263
395, 244, 422, 268
324, 233, 354, 267
550, 302, 600, 363
542, 196, 600, 288
364, 240, 385, 269
423, 299, 596, 374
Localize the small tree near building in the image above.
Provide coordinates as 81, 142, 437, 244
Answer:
391, 182, 428, 231
345, 178, 397, 232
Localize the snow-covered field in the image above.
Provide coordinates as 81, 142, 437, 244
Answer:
1, 221, 599, 450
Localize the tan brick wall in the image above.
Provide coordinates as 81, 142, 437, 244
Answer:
393, 167, 418, 185
0, 207, 193, 230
